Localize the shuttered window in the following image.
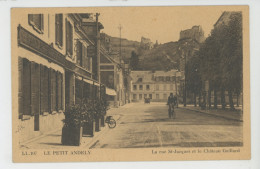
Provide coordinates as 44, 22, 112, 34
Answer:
76, 41, 83, 66
87, 56, 92, 72
28, 14, 44, 33
55, 14, 63, 48
83, 82, 89, 100
22, 58, 32, 116
56, 72, 63, 111
18, 58, 24, 119
18, 58, 64, 118
31, 62, 40, 116
66, 20, 73, 57
82, 45, 88, 69
75, 79, 83, 104
40, 65, 49, 114
50, 69, 57, 112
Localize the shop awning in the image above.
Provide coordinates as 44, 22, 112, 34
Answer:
106, 87, 117, 96
76, 76, 101, 86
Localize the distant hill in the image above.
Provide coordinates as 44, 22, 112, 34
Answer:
101, 33, 141, 62
137, 39, 200, 71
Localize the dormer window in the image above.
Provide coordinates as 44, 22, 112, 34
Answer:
137, 78, 143, 82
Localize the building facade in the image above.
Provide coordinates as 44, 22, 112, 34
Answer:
130, 70, 183, 102
100, 50, 127, 107
13, 12, 104, 142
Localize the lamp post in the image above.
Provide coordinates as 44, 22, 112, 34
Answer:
183, 42, 188, 107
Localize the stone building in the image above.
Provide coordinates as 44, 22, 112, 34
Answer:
100, 49, 128, 107
179, 25, 205, 43
140, 36, 154, 50
13, 12, 104, 142
130, 70, 183, 102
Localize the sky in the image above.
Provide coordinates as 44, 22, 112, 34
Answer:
97, 6, 225, 44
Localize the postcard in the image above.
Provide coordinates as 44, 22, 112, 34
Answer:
11, 6, 250, 162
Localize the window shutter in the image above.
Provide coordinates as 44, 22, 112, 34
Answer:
65, 19, 69, 55
55, 14, 58, 45
60, 72, 63, 110
83, 45, 88, 69
28, 14, 33, 25
50, 69, 57, 112
69, 23, 73, 56
55, 14, 63, 47
56, 72, 62, 111
60, 14, 63, 47
76, 41, 82, 65
23, 59, 31, 116
18, 57, 23, 119
40, 14, 44, 31
48, 68, 52, 113
31, 62, 40, 116
40, 65, 49, 114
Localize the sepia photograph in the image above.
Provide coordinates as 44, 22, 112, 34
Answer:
11, 6, 250, 162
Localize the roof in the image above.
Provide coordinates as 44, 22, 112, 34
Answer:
154, 70, 178, 76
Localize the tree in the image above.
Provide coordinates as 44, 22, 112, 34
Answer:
130, 51, 139, 70
193, 12, 242, 110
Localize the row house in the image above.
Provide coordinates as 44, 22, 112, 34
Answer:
13, 12, 104, 142
130, 70, 183, 102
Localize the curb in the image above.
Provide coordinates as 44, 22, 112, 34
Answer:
84, 114, 122, 149
180, 107, 243, 122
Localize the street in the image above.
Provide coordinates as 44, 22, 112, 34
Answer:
20, 102, 243, 149
89, 102, 243, 148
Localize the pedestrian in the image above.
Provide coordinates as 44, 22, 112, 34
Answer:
167, 93, 175, 118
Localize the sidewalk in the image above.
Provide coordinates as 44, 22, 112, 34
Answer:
179, 105, 243, 122
20, 103, 131, 149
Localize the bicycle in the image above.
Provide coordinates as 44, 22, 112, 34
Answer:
168, 102, 175, 119
105, 116, 116, 128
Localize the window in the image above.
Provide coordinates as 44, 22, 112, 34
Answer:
18, 58, 64, 119
133, 94, 137, 100
133, 85, 137, 90
170, 84, 174, 90
76, 41, 83, 66
163, 84, 167, 91
156, 84, 159, 90
166, 76, 170, 81
163, 77, 166, 81
82, 44, 88, 69
144, 94, 147, 98
87, 56, 92, 72
139, 94, 142, 100
76, 42, 88, 69
146, 85, 150, 90
138, 78, 143, 82
139, 85, 143, 90
156, 94, 159, 99
171, 76, 175, 82
28, 14, 44, 33
163, 94, 167, 99
55, 14, 63, 48
66, 20, 73, 57
149, 94, 152, 99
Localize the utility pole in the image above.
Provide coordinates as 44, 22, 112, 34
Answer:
95, 13, 100, 84
118, 24, 123, 63
183, 42, 188, 107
